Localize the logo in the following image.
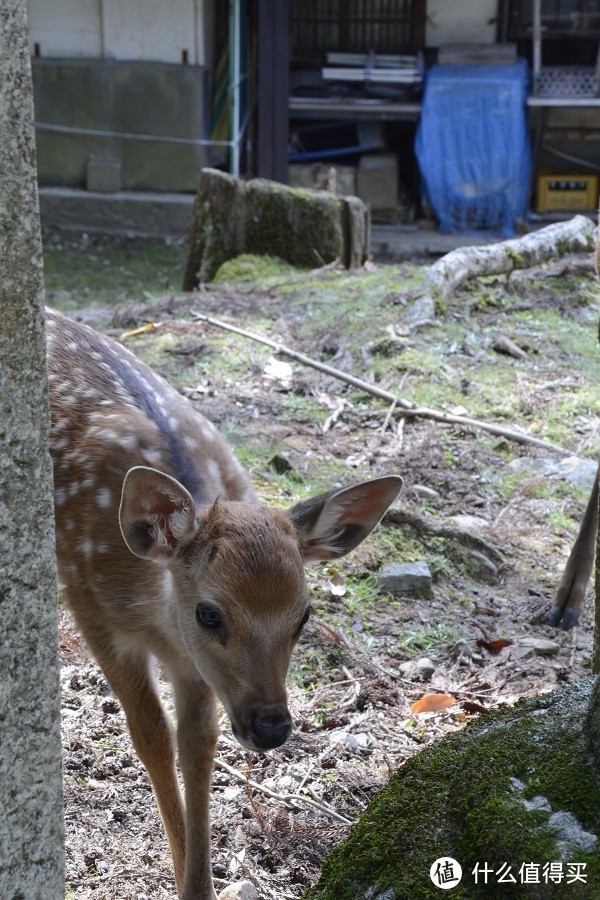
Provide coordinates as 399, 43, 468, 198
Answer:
430, 857, 463, 890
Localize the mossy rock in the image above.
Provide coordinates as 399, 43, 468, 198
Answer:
245, 180, 345, 269
183, 169, 369, 288
306, 678, 600, 899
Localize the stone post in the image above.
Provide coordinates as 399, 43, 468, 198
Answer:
0, 2, 65, 896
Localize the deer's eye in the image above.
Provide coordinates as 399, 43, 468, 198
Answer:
196, 604, 222, 630
297, 606, 312, 635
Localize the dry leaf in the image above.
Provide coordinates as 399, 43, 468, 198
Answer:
476, 638, 512, 654
410, 694, 456, 714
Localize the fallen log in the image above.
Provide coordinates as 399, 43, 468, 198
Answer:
424, 215, 596, 305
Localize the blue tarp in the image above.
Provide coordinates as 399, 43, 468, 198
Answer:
415, 61, 531, 236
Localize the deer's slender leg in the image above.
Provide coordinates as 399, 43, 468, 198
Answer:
171, 671, 219, 900
80, 622, 187, 895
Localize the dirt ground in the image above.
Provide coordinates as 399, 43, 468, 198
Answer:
54, 244, 599, 900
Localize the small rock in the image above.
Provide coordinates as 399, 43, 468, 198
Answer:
415, 657, 435, 680
448, 514, 490, 533
380, 561, 432, 598
329, 731, 360, 753
464, 549, 498, 585
399, 657, 435, 682
218, 881, 259, 900
520, 637, 560, 657
412, 484, 440, 501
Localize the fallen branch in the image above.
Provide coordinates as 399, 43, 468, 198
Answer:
190, 311, 570, 456
424, 215, 596, 304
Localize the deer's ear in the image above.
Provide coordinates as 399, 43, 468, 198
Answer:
119, 467, 198, 565
287, 475, 403, 563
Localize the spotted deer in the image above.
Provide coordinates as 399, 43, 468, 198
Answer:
46, 307, 402, 900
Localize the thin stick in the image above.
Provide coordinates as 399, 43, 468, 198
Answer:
214, 757, 353, 825
190, 311, 570, 456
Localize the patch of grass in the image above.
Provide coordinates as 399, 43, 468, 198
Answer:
43, 234, 184, 311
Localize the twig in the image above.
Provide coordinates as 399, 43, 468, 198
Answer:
213, 757, 353, 825
190, 311, 571, 456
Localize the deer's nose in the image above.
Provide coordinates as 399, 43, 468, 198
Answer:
250, 706, 292, 749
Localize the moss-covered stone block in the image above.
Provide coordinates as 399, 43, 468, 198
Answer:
306, 679, 600, 899
183, 169, 369, 288
182, 168, 245, 289
245, 180, 345, 269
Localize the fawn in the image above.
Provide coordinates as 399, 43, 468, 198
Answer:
46, 308, 403, 899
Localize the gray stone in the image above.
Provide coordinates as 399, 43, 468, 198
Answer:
520, 637, 561, 657
399, 657, 435, 681
0, 5, 64, 895
508, 455, 597, 492
380, 561, 433, 598
412, 484, 441, 501
329, 731, 360, 753
464, 549, 499, 585
218, 881, 259, 900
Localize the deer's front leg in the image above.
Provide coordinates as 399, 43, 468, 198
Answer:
173, 674, 219, 900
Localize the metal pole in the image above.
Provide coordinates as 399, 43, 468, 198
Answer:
533, 0, 542, 86
229, 0, 241, 176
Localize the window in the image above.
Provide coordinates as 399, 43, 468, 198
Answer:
291, 0, 426, 66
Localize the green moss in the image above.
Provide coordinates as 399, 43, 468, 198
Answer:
306, 679, 600, 899
245, 181, 345, 269
213, 254, 301, 286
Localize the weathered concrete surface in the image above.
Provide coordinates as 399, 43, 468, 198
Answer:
32, 58, 208, 191
306, 679, 600, 899
183, 169, 370, 288
39, 186, 195, 237
0, 3, 64, 897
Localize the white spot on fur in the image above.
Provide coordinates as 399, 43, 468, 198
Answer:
206, 459, 222, 486
65, 520, 75, 531
82, 474, 96, 489
97, 542, 109, 554
118, 435, 138, 451
68, 341, 78, 351
68, 481, 80, 496
184, 436, 198, 451
96, 488, 112, 508
143, 450, 162, 467
54, 488, 66, 506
